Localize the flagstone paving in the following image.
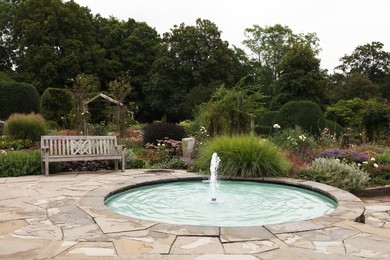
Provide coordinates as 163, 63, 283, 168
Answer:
0, 169, 389, 259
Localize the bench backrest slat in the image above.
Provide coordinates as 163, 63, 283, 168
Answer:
41, 136, 119, 156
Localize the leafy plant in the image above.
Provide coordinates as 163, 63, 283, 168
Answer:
0, 150, 41, 177
195, 135, 290, 177
0, 137, 33, 150
64, 160, 111, 172
124, 149, 146, 169
299, 158, 370, 192
88, 121, 109, 136
4, 113, 46, 144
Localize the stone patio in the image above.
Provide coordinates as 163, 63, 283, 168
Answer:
0, 169, 389, 259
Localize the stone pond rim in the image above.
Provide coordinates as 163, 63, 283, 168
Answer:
77, 171, 366, 237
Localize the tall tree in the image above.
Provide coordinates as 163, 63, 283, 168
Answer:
271, 42, 327, 109
243, 24, 320, 83
0, 0, 17, 71
144, 19, 244, 122
9, 0, 104, 92
243, 24, 321, 108
92, 16, 161, 121
330, 73, 381, 101
335, 41, 390, 85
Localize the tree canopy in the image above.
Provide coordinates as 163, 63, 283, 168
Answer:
144, 19, 247, 122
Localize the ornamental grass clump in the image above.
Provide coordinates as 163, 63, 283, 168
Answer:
195, 135, 290, 177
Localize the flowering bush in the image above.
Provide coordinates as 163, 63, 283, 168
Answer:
316, 148, 368, 163
270, 126, 316, 152
140, 138, 182, 165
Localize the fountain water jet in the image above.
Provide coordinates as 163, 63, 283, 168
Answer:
209, 152, 220, 202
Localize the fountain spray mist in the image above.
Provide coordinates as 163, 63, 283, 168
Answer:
210, 152, 221, 202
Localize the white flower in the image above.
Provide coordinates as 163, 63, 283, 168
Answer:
335, 158, 340, 162
363, 161, 368, 164
370, 158, 375, 162
298, 135, 306, 141
373, 163, 379, 168
273, 124, 281, 129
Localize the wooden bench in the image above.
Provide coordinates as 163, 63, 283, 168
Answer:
41, 136, 126, 176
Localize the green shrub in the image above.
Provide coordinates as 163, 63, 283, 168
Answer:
298, 158, 370, 192
4, 113, 46, 144
41, 88, 74, 126
0, 150, 41, 177
275, 100, 326, 136
0, 82, 40, 120
143, 122, 186, 145
195, 135, 290, 177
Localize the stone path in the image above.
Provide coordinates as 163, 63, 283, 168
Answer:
0, 170, 389, 259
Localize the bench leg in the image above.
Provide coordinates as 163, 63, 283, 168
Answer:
41, 161, 45, 174
121, 153, 125, 172
114, 160, 118, 171
45, 160, 49, 176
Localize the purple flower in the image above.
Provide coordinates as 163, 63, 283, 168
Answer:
316, 148, 368, 163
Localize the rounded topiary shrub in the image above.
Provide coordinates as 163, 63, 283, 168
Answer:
275, 100, 326, 136
41, 88, 74, 126
0, 82, 40, 120
195, 135, 290, 177
143, 122, 186, 145
4, 113, 46, 144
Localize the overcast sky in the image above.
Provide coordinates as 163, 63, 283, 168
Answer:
73, 0, 390, 72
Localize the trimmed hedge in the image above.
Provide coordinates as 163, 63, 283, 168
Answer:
0, 82, 40, 120
274, 100, 326, 136
41, 88, 74, 125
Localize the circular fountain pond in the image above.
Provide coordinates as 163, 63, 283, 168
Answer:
105, 180, 337, 227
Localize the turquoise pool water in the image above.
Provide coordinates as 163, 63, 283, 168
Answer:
105, 181, 337, 227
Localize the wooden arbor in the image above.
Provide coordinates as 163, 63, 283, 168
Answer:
82, 93, 131, 136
